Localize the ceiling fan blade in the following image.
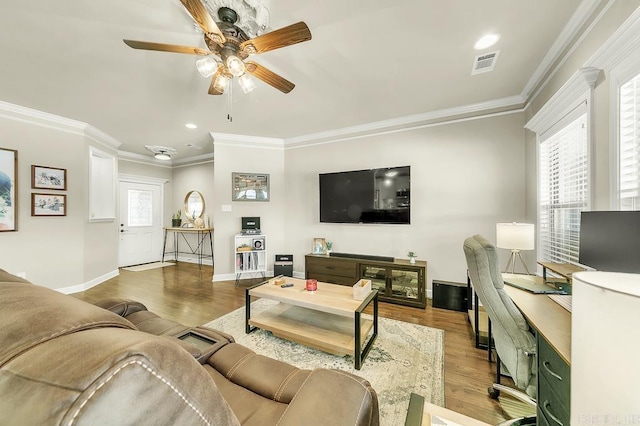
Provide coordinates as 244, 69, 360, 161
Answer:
245, 61, 295, 94
179, 0, 226, 43
241, 22, 311, 55
208, 70, 224, 95
123, 39, 210, 55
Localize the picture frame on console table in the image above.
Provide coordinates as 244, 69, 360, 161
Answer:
0, 147, 17, 232
31, 193, 66, 217
313, 237, 327, 254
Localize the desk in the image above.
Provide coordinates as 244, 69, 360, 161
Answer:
503, 275, 571, 364
162, 227, 213, 268
503, 274, 571, 425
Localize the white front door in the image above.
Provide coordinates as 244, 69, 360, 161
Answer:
118, 180, 163, 267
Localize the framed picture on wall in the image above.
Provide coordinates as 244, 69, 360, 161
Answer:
32, 193, 66, 216
0, 147, 18, 232
32, 165, 67, 190
232, 172, 270, 201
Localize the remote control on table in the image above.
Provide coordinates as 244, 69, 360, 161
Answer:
281, 283, 294, 288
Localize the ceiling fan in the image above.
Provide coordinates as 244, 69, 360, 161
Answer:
123, 0, 311, 95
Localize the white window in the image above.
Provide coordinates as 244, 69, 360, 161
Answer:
538, 111, 589, 264
618, 72, 640, 210
127, 189, 153, 227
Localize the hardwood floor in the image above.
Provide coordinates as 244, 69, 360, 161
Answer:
72, 262, 509, 424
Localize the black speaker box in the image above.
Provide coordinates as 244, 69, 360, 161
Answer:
432, 280, 468, 312
274, 254, 293, 277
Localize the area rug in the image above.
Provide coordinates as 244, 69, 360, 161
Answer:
121, 262, 175, 272
205, 299, 445, 426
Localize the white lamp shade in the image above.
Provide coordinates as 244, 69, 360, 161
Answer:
496, 223, 535, 250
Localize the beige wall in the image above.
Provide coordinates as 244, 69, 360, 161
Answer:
0, 112, 119, 289
285, 112, 527, 289
172, 161, 215, 262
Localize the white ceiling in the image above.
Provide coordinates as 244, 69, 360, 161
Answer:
0, 0, 596, 161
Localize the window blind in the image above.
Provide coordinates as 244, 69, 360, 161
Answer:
619, 72, 640, 210
539, 112, 589, 264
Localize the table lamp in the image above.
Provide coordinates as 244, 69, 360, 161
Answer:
496, 222, 535, 274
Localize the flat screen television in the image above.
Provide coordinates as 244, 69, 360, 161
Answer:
578, 211, 640, 273
319, 166, 410, 224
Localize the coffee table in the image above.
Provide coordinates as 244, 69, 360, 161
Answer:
245, 276, 378, 369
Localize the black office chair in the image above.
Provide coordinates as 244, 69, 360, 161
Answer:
463, 235, 537, 422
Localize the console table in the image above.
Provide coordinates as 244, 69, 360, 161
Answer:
305, 254, 426, 308
162, 227, 213, 268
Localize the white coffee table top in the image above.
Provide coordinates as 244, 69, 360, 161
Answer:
249, 277, 372, 318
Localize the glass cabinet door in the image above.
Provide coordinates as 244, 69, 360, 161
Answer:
361, 265, 387, 295
390, 269, 420, 300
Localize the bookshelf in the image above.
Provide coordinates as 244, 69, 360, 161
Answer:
235, 234, 266, 285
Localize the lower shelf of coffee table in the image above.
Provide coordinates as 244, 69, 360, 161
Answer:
249, 303, 373, 356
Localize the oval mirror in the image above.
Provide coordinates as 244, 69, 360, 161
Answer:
184, 191, 205, 221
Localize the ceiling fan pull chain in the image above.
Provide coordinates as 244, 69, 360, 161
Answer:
227, 81, 233, 122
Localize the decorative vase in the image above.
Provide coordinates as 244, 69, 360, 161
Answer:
409, 257, 416, 264
171, 219, 182, 227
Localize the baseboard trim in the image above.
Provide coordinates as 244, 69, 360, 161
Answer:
212, 270, 299, 282
57, 269, 119, 294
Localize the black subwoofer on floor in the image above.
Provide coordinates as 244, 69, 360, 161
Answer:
432, 280, 468, 311
274, 254, 293, 277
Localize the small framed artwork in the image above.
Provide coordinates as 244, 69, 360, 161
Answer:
32, 193, 66, 216
313, 237, 327, 255
232, 172, 270, 201
32, 165, 67, 190
0, 147, 18, 232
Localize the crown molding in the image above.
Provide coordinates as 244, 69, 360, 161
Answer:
525, 67, 599, 133
585, 4, 640, 70
520, 0, 606, 102
210, 132, 284, 149
284, 95, 525, 147
0, 100, 121, 151
118, 173, 169, 185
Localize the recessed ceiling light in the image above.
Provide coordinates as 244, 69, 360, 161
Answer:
185, 123, 197, 129
474, 34, 500, 50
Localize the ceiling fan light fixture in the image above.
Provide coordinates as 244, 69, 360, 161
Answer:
213, 73, 230, 93
226, 55, 245, 77
238, 73, 256, 94
196, 56, 218, 78
154, 151, 171, 161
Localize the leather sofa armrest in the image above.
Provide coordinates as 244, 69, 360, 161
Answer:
278, 369, 379, 426
93, 297, 149, 317
207, 343, 311, 403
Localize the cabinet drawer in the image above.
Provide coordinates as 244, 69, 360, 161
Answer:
538, 334, 570, 400
538, 374, 569, 426
308, 272, 356, 286
306, 257, 356, 279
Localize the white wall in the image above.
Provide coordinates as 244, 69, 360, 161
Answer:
212, 137, 286, 280
284, 112, 527, 290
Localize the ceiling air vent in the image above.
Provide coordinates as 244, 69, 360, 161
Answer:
471, 50, 500, 75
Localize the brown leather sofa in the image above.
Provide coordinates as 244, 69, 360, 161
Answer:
0, 269, 379, 425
